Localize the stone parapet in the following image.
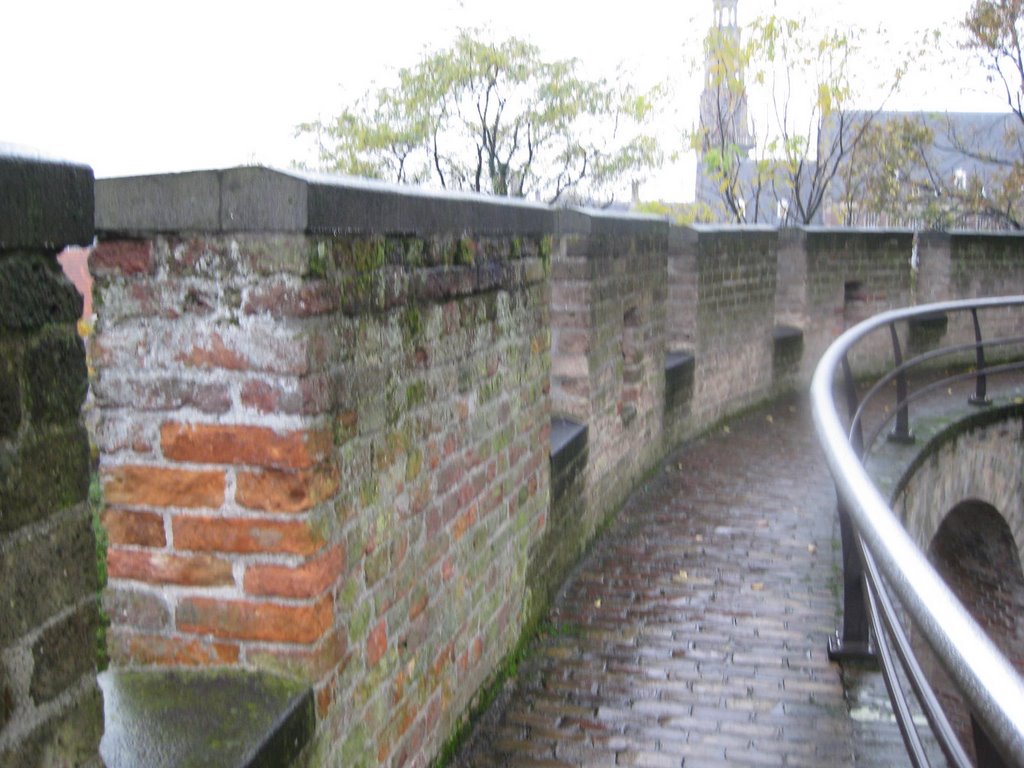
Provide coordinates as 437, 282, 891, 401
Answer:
91, 168, 552, 766
0, 148, 103, 767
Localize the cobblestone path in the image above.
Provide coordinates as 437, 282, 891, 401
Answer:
454, 396, 910, 767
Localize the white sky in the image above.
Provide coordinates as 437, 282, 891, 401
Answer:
3, 0, 1007, 201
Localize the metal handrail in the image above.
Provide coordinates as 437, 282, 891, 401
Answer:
810, 296, 1024, 766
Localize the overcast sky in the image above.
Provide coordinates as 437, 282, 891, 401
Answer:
3, 0, 1003, 200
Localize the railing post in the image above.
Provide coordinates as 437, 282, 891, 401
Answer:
829, 356, 874, 661
887, 323, 915, 444
829, 496, 875, 661
969, 308, 992, 407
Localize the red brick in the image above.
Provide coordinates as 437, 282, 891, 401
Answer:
108, 630, 239, 667
367, 618, 387, 667
177, 594, 333, 644
176, 331, 249, 371
90, 240, 154, 276
161, 422, 332, 470
103, 465, 224, 509
244, 544, 345, 598
316, 682, 334, 719
409, 590, 429, 622
107, 549, 234, 586
242, 281, 339, 318
102, 509, 166, 547
452, 505, 477, 542
173, 515, 324, 556
235, 464, 340, 513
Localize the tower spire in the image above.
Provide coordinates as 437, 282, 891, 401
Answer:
698, 0, 752, 156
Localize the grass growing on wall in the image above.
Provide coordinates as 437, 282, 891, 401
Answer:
89, 472, 110, 672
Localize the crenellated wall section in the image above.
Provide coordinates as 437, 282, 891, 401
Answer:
4, 153, 1024, 767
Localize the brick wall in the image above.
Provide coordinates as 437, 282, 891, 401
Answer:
691, 227, 778, 424
0, 153, 104, 765
90, 169, 552, 766
547, 212, 668, 580
894, 407, 1024, 573
892, 406, 1024, 762
13, 157, 1013, 767
804, 230, 915, 374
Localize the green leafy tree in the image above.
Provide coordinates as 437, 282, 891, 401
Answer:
693, 14, 904, 225
833, 2, 1024, 231
956, 0, 1024, 228
298, 32, 661, 204
834, 115, 947, 227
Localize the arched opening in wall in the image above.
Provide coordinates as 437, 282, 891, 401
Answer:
914, 500, 1024, 765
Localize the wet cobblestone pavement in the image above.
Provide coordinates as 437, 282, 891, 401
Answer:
454, 396, 911, 767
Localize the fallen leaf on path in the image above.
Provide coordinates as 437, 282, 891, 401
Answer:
751, 582, 764, 591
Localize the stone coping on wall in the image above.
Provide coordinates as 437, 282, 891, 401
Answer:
98, 668, 314, 768
0, 144, 94, 249
95, 166, 558, 237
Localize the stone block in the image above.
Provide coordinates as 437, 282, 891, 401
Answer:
0, 148, 94, 251
98, 668, 313, 768
26, 331, 87, 424
30, 601, 99, 705
0, 253, 83, 332
0, 683, 103, 768
0, 664, 11, 731
102, 588, 171, 633
0, 354, 21, 439
0, 423, 90, 534
0, 506, 97, 646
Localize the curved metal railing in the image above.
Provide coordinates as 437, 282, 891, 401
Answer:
810, 296, 1024, 767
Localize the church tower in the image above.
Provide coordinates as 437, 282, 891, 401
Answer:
698, 0, 753, 156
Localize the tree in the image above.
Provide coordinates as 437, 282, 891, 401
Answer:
956, 0, 1024, 228
297, 31, 661, 205
834, 114, 945, 228
831, 2, 1024, 231
693, 13, 904, 225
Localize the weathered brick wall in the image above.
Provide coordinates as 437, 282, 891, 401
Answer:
804, 230, 916, 373
894, 407, 1024, 570
547, 212, 668, 573
892, 406, 1024, 762
91, 169, 552, 766
947, 233, 1024, 360
0, 154, 104, 765
91, 233, 340, 671
691, 228, 778, 424
76, 162, 1024, 767
923, 500, 1024, 763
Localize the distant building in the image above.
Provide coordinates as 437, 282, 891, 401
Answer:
694, 0, 812, 225
694, 1, 1022, 229
822, 110, 1024, 229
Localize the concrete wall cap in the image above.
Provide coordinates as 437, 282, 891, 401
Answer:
95, 166, 558, 237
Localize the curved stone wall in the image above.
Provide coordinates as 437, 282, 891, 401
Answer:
894, 406, 1024, 568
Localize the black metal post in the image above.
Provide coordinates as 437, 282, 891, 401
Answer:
969, 308, 992, 407
829, 496, 875, 661
888, 323, 915, 444
829, 356, 874, 661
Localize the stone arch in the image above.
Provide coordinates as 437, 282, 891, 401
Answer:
894, 410, 1024, 571
912, 500, 1024, 764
